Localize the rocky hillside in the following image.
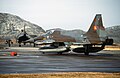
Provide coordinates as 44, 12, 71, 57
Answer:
61, 29, 85, 42
106, 25, 120, 44
0, 13, 45, 37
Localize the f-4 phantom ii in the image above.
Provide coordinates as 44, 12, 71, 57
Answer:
38, 14, 113, 55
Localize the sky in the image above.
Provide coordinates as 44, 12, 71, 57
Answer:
0, 0, 120, 31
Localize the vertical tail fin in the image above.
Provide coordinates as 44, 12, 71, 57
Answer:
86, 14, 107, 44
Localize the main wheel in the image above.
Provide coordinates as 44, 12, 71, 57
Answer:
19, 43, 21, 47
84, 52, 89, 55
42, 52, 45, 54
23, 42, 26, 45
57, 52, 62, 55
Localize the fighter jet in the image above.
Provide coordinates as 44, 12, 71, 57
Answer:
71, 14, 113, 55
37, 29, 75, 54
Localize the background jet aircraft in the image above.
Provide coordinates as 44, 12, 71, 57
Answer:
17, 30, 30, 47
0, 35, 14, 47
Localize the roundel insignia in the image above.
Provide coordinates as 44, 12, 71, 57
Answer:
93, 26, 97, 31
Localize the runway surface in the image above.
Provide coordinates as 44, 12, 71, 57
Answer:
0, 47, 120, 74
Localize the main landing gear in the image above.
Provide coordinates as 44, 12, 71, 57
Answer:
84, 44, 90, 55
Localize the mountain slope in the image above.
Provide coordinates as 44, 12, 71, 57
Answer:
106, 25, 120, 44
0, 13, 45, 36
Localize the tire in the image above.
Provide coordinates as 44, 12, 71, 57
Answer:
42, 52, 45, 54
84, 52, 89, 55
58, 52, 62, 55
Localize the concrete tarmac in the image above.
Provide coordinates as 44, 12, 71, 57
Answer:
0, 47, 120, 74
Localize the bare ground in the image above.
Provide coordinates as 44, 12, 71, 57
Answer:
0, 72, 120, 78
